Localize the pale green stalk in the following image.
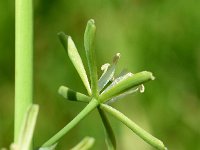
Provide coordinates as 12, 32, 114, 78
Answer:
100, 104, 167, 150
15, 0, 33, 142
42, 99, 99, 147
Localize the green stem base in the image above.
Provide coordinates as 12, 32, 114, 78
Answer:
42, 98, 99, 147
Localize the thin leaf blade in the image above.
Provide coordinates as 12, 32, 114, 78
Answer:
98, 108, 116, 150
100, 71, 155, 103
100, 104, 167, 150
58, 32, 91, 95
84, 19, 98, 98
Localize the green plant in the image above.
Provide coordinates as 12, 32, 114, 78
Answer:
12, 0, 167, 148
13, 0, 38, 149
41, 19, 167, 150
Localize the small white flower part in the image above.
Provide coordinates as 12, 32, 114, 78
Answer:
101, 63, 110, 75
139, 84, 145, 93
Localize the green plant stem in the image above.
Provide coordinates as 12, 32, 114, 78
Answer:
100, 104, 167, 150
15, 0, 33, 143
42, 98, 99, 147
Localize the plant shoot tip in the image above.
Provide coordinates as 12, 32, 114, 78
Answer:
150, 73, 155, 80
58, 86, 65, 93
89, 19, 95, 24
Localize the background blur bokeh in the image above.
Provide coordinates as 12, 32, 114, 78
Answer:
1, 0, 200, 149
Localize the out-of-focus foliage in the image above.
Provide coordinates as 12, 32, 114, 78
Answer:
0, 0, 200, 149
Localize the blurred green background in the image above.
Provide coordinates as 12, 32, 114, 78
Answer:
1, 0, 200, 149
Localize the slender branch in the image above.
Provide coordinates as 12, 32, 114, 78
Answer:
15, 0, 33, 142
100, 104, 167, 150
42, 99, 99, 147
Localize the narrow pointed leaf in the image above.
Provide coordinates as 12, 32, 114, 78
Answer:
100, 71, 155, 103
17, 105, 39, 150
58, 86, 91, 103
58, 32, 91, 95
58, 32, 68, 50
98, 108, 116, 150
84, 19, 98, 98
71, 136, 95, 150
100, 104, 167, 150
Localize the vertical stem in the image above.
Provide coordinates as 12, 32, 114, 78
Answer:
15, 0, 33, 143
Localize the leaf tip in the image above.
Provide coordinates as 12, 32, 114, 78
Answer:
142, 71, 155, 81
150, 72, 155, 80
58, 86, 66, 97
57, 32, 68, 50
88, 19, 95, 24
86, 19, 96, 31
67, 36, 73, 48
